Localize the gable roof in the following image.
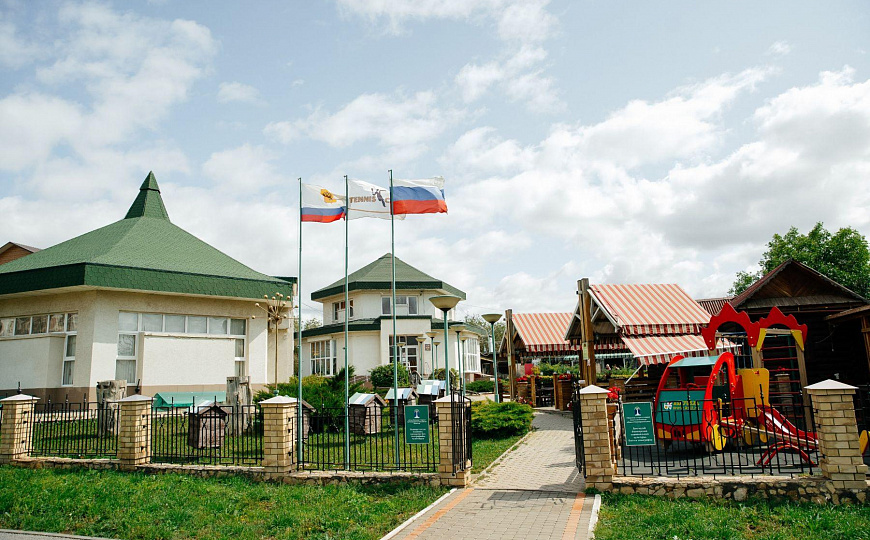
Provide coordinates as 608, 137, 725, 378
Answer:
731, 259, 867, 310
0, 172, 294, 300
504, 312, 581, 354
311, 253, 465, 301
696, 297, 732, 316
0, 242, 40, 256
590, 283, 711, 335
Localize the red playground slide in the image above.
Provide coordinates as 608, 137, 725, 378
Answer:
755, 405, 817, 466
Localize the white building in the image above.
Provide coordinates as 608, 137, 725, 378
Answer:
300, 254, 482, 382
0, 173, 295, 402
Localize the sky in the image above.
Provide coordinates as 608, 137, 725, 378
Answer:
1, 1, 869, 320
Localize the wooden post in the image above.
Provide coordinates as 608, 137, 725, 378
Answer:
226, 376, 252, 436
862, 315, 870, 379
579, 279, 597, 384
506, 309, 516, 401
530, 374, 537, 407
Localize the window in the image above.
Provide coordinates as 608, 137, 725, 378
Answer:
230, 318, 246, 336
117, 312, 138, 384
188, 316, 208, 334
165, 314, 186, 333
142, 313, 163, 332
0, 318, 12, 337
208, 317, 228, 335
332, 300, 353, 322
62, 335, 76, 386
15, 317, 30, 335
381, 295, 418, 316
310, 340, 336, 376
66, 313, 78, 332
465, 337, 481, 373
49, 314, 65, 333
231, 319, 246, 376
389, 335, 419, 373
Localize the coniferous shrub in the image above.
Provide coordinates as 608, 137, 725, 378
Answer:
470, 400, 534, 438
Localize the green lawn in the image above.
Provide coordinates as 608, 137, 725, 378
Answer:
594, 493, 870, 540
471, 435, 523, 473
0, 466, 446, 540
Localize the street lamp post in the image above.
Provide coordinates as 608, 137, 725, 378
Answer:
482, 313, 502, 403
429, 295, 461, 394
452, 324, 468, 397
425, 331, 438, 378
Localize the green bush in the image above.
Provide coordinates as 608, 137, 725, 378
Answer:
538, 362, 556, 376
432, 368, 460, 390
369, 362, 410, 388
466, 380, 494, 393
254, 367, 364, 428
470, 400, 534, 438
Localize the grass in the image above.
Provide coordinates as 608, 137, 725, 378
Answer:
470, 435, 523, 473
0, 465, 446, 540
594, 493, 870, 540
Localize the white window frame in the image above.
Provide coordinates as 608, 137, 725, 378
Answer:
62, 334, 76, 386
332, 300, 354, 323
231, 318, 247, 377
381, 295, 418, 316
310, 339, 336, 376
465, 337, 481, 373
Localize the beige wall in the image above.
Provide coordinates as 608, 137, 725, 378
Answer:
0, 334, 65, 390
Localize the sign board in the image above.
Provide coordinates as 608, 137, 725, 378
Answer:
622, 401, 655, 446
404, 405, 430, 444
425, 343, 431, 351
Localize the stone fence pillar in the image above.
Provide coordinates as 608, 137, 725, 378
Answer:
116, 395, 153, 470
435, 396, 471, 487
578, 385, 613, 491
0, 394, 38, 464
260, 396, 297, 475
806, 380, 868, 493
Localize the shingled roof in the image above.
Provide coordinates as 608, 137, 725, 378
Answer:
311, 253, 465, 301
0, 172, 294, 299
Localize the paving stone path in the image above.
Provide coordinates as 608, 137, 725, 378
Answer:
389, 412, 594, 540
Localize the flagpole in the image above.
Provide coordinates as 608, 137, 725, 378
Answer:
297, 177, 303, 465
344, 174, 350, 470
390, 169, 399, 466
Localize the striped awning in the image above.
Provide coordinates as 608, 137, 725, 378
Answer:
592, 283, 711, 336
512, 312, 582, 354
621, 334, 737, 366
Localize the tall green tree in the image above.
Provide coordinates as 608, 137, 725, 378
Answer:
730, 222, 870, 297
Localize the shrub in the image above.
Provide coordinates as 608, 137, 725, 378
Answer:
466, 380, 494, 393
538, 362, 556, 376
432, 368, 460, 390
254, 367, 364, 429
470, 400, 534, 438
369, 362, 410, 388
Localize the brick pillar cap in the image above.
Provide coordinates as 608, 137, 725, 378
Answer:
116, 394, 154, 403
0, 394, 39, 402
805, 380, 857, 391
578, 385, 609, 396
260, 395, 298, 405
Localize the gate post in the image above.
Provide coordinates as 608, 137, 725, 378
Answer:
578, 385, 613, 491
0, 394, 38, 464
260, 395, 297, 475
806, 380, 868, 494
117, 395, 153, 470
436, 396, 470, 487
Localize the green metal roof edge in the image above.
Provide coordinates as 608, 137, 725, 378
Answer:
0, 263, 293, 300
311, 280, 466, 301
301, 315, 484, 339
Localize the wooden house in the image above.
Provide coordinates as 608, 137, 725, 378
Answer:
348, 392, 386, 435
385, 387, 418, 419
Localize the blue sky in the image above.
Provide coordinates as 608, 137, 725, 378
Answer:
1, 1, 869, 319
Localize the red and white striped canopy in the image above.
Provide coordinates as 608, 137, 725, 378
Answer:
592, 283, 711, 336
512, 312, 582, 354
621, 334, 737, 365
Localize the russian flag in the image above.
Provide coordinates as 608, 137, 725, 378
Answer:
391, 177, 448, 215
301, 183, 346, 223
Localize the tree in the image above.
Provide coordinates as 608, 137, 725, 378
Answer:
302, 317, 322, 330
464, 314, 506, 355
730, 222, 870, 297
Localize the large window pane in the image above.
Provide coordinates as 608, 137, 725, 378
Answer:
188, 316, 207, 333
15, 317, 30, 335
65, 335, 77, 357
31, 315, 48, 334
381, 297, 391, 315
117, 334, 136, 357
408, 296, 418, 314
0, 318, 12, 337
62, 361, 74, 386
230, 319, 246, 336
164, 315, 186, 333
116, 359, 136, 384
66, 313, 78, 332
118, 312, 138, 332
49, 314, 65, 333
142, 313, 163, 332
208, 317, 228, 335
234, 338, 245, 358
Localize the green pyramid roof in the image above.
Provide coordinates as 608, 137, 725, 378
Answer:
0, 173, 294, 299
311, 253, 464, 301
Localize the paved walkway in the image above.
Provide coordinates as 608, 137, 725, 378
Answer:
389, 412, 594, 540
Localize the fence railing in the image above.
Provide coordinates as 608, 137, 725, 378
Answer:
854, 385, 870, 469
295, 405, 439, 472
618, 394, 819, 478
150, 401, 263, 466
30, 400, 119, 459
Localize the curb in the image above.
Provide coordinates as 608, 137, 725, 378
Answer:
379, 488, 457, 540
587, 494, 602, 539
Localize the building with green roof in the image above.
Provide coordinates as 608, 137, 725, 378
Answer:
0, 173, 296, 401
302, 254, 483, 383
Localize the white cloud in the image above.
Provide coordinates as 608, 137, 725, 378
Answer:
202, 144, 286, 190
0, 17, 42, 68
767, 40, 792, 57
217, 82, 261, 104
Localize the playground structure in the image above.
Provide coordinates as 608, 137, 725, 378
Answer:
653, 352, 819, 465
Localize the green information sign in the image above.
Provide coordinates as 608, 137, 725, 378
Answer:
622, 401, 655, 446
404, 405, 431, 445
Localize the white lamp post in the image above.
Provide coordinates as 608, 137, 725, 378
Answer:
425, 331, 438, 378
453, 324, 468, 397
482, 313, 502, 403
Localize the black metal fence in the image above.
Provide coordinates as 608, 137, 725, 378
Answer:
571, 381, 585, 476
30, 400, 119, 459
450, 391, 472, 474
150, 401, 263, 466
618, 394, 819, 478
295, 405, 440, 472
854, 384, 870, 469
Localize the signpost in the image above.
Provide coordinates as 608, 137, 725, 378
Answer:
404, 405, 431, 444
622, 401, 655, 446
